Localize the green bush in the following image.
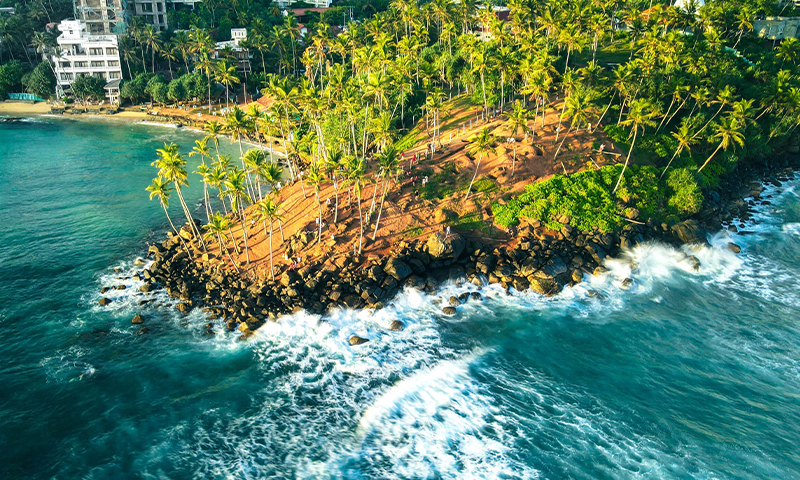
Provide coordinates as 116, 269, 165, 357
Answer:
492, 164, 681, 233
666, 168, 703, 214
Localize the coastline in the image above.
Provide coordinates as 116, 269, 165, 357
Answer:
120, 152, 800, 339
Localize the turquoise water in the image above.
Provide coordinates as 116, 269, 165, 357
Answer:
1, 118, 800, 479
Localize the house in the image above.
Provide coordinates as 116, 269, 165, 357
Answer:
277, 0, 331, 9
214, 28, 252, 73
754, 16, 800, 40
51, 20, 124, 104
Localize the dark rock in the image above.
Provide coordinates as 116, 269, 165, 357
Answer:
389, 320, 405, 331
140, 284, 154, 293
98, 297, 112, 306
442, 306, 457, 315
384, 258, 413, 281
137, 327, 151, 335
405, 275, 426, 290
448, 295, 460, 306
512, 276, 530, 291
727, 242, 742, 254
131, 314, 144, 324
100, 287, 111, 294
528, 275, 559, 296
176, 303, 190, 314
470, 292, 482, 301
620, 278, 634, 290
458, 292, 470, 303
671, 219, 708, 245
686, 255, 701, 271
349, 335, 369, 346
426, 232, 466, 260
115, 285, 127, 290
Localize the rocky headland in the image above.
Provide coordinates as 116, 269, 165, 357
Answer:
104, 153, 799, 340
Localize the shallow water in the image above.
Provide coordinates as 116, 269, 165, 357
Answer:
1, 118, 799, 479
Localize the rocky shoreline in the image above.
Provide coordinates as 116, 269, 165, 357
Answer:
103, 154, 799, 340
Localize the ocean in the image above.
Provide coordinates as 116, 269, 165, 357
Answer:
1, 116, 799, 479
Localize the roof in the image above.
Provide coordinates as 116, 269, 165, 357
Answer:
104, 79, 121, 90
287, 7, 330, 16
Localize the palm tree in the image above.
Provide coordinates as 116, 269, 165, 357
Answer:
203, 120, 223, 156
215, 59, 241, 109
660, 116, 698, 179
141, 25, 162, 73
254, 196, 283, 280
152, 143, 204, 245
324, 151, 344, 224
613, 99, 659, 193
223, 167, 252, 265
346, 157, 367, 254
243, 149, 269, 201
503, 100, 531, 177
465, 127, 496, 201
552, 85, 596, 167
372, 146, 401, 240
146, 177, 188, 252
203, 212, 239, 273
698, 116, 745, 173
195, 50, 216, 112
307, 163, 325, 242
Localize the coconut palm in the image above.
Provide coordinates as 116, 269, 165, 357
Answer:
141, 25, 161, 73
324, 151, 344, 224
146, 177, 188, 252
613, 99, 659, 193
306, 163, 325, 242
698, 116, 745, 173
215, 59, 241, 109
346, 157, 367, 254
553, 85, 596, 167
223, 167, 253, 265
152, 143, 204, 245
660, 116, 698, 179
465, 127, 496, 201
372, 146, 401, 240
503, 100, 531, 177
243, 149, 269, 201
203, 213, 239, 273
253, 196, 283, 280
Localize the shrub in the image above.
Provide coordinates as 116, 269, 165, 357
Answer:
667, 168, 703, 214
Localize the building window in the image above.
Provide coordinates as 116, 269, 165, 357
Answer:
142, 3, 153, 12
60, 73, 73, 81
60, 62, 69, 68
74, 61, 88, 68
106, 47, 118, 55
109, 71, 121, 79
91, 61, 105, 67
89, 48, 103, 56
107, 60, 119, 67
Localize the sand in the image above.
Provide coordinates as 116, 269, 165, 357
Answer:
0, 102, 51, 115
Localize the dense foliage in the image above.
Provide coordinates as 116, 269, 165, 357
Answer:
491, 164, 698, 232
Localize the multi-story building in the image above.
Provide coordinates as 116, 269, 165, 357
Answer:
52, 20, 124, 104
130, 0, 168, 30
75, 0, 127, 35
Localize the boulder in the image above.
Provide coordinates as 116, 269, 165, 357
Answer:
349, 335, 369, 346
470, 292, 483, 301
98, 297, 112, 306
131, 314, 144, 325
100, 286, 111, 294
442, 306, 457, 315
448, 296, 460, 306
384, 258, 413, 281
727, 242, 742, 254
405, 275, 426, 290
620, 278, 634, 290
140, 284, 154, 293
136, 327, 151, 335
686, 255, 701, 271
389, 320, 405, 331
426, 232, 466, 261
671, 219, 707, 245
280, 270, 300, 287
528, 275, 559, 296
176, 303, 190, 314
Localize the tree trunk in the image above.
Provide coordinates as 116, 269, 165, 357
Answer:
464, 153, 483, 200
613, 129, 638, 193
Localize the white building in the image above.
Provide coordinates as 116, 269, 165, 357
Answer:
754, 16, 800, 40
51, 20, 123, 104
214, 28, 251, 72
277, 0, 331, 9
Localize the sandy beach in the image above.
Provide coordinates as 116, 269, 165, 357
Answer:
0, 102, 51, 115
